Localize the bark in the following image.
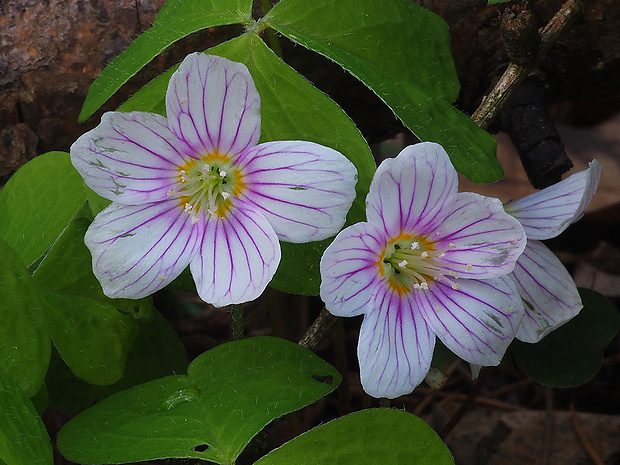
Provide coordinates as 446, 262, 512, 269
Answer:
1, 0, 618, 179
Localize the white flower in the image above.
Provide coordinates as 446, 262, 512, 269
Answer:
71, 53, 357, 307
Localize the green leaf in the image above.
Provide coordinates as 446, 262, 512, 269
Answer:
40, 291, 139, 386
0, 151, 87, 267
264, 0, 502, 182
255, 408, 454, 465
46, 308, 188, 412
84, 185, 111, 217
488, 0, 513, 5
0, 238, 50, 397
512, 288, 620, 388
116, 33, 375, 295
78, 0, 253, 121
57, 337, 340, 464
0, 365, 53, 465
32, 217, 149, 386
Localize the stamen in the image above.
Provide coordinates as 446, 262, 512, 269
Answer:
381, 234, 468, 294
173, 153, 242, 220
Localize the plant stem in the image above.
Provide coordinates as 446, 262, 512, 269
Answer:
259, 0, 283, 58
471, 0, 583, 129
298, 307, 339, 350
231, 303, 245, 340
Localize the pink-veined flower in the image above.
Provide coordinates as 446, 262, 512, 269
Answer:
504, 160, 601, 342
320, 142, 527, 399
71, 52, 357, 307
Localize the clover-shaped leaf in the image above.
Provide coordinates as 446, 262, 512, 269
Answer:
57, 337, 340, 464
264, 0, 501, 182
255, 408, 455, 465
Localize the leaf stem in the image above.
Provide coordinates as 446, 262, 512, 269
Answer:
231, 303, 245, 340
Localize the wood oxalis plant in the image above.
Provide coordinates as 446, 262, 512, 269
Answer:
0, 0, 618, 464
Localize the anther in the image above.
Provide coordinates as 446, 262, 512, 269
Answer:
411, 242, 419, 250
421, 251, 429, 258
398, 259, 408, 268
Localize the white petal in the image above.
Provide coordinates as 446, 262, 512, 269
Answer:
436, 192, 526, 279
190, 204, 280, 307
512, 240, 582, 343
166, 53, 261, 158
71, 112, 187, 204
85, 200, 202, 298
365, 142, 458, 238
417, 277, 524, 366
320, 222, 386, 318
358, 286, 435, 399
504, 160, 601, 240
238, 141, 358, 243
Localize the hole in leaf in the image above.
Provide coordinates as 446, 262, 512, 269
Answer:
193, 444, 209, 452
312, 374, 334, 385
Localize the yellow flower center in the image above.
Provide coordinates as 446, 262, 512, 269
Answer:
169, 152, 245, 223
377, 234, 467, 295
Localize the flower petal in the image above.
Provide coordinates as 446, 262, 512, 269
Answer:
190, 204, 280, 307
166, 53, 261, 158
358, 286, 435, 399
320, 222, 386, 317
436, 192, 526, 279
71, 111, 187, 204
512, 240, 582, 343
417, 277, 524, 366
85, 200, 202, 298
237, 141, 358, 243
366, 142, 458, 238
504, 160, 601, 240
